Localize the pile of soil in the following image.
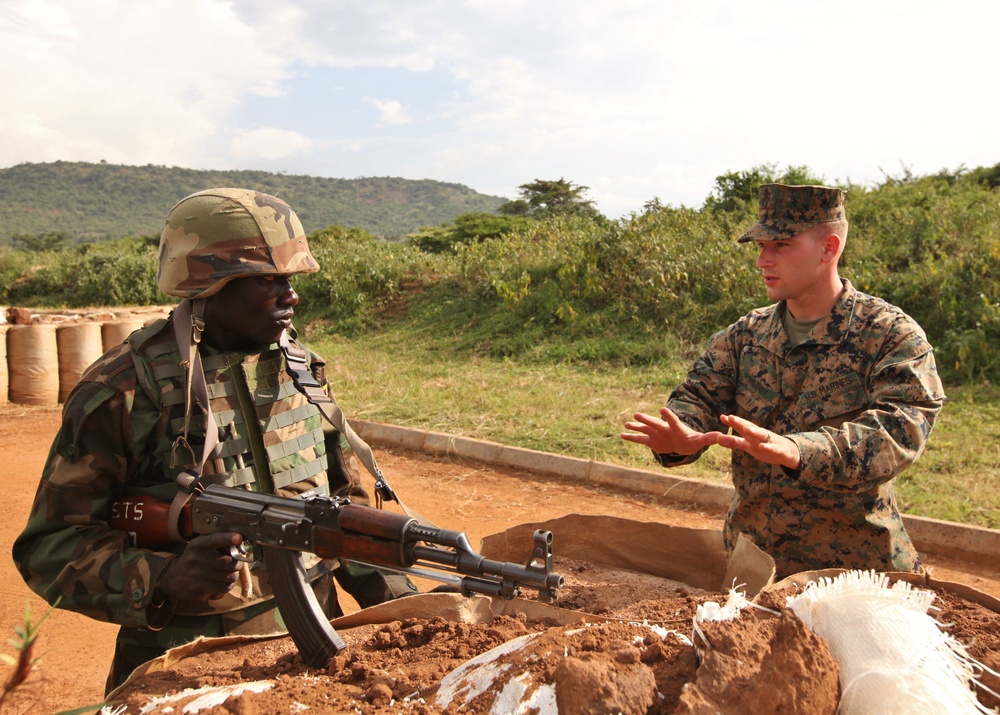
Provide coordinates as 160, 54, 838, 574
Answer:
105, 561, 1000, 715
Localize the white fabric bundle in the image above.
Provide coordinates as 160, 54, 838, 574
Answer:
788, 570, 995, 715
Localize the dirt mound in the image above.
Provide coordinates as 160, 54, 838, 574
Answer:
104, 566, 1000, 714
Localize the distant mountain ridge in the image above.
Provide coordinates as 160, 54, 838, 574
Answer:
0, 161, 509, 245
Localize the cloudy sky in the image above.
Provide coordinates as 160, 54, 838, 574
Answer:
2, 0, 997, 217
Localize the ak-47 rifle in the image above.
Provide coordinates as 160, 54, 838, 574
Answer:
110, 485, 564, 668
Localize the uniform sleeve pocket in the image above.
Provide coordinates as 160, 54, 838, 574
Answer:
63, 382, 118, 462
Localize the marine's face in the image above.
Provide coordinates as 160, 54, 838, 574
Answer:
202, 275, 299, 351
753, 231, 826, 305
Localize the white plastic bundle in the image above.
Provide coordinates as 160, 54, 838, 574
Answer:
691, 584, 779, 656
434, 631, 556, 714
787, 570, 997, 715
695, 587, 754, 624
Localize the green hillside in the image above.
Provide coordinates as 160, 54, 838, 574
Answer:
0, 161, 508, 245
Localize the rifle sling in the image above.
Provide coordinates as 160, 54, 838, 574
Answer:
162, 313, 427, 542
279, 332, 432, 526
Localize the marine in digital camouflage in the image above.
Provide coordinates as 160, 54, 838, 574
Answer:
157, 188, 320, 299
659, 281, 943, 577
737, 183, 847, 243
654, 183, 944, 579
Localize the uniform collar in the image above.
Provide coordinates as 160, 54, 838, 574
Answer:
755, 279, 858, 355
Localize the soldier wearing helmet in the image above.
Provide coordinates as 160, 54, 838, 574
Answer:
622, 184, 945, 579
13, 189, 415, 693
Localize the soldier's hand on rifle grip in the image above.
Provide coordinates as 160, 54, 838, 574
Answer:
157, 532, 245, 601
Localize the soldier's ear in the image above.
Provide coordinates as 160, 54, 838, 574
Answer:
819, 231, 841, 264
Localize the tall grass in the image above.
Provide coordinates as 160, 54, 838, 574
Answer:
307, 325, 1000, 530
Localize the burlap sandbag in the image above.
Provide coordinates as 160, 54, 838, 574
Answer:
7, 323, 59, 405
770, 568, 1000, 715
480, 513, 775, 598
0, 325, 8, 405
101, 319, 143, 352
56, 322, 104, 402
768, 567, 1000, 614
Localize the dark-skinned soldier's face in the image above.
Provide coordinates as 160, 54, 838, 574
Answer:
202, 274, 299, 351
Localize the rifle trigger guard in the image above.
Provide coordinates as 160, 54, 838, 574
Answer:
230, 541, 253, 563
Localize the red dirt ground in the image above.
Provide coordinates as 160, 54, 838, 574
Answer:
2, 404, 999, 714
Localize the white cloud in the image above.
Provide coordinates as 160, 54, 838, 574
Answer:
0, 0, 290, 167
1, 0, 998, 215
364, 97, 414, 126
253, 0, 1000, 211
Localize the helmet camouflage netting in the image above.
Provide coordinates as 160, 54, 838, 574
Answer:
157, 188, 320, 298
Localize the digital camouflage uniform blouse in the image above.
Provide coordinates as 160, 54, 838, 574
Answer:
657, 281, 945, 578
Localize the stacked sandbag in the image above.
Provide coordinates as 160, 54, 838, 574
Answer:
56, 322, 104, 402
7, 324, 59, 405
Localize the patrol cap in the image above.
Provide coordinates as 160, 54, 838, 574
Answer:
157, 188, 320, 298
737, 183, 846, 243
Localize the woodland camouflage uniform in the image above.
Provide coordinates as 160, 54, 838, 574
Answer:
12, 189, 414, 691
656, 184, 945, 579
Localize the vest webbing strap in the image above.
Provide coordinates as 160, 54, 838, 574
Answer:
278, 332, 431, 525
166, 298, 219, 542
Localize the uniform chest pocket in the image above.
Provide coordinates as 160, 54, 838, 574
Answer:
733, 347, 780, 425
798, 371, 868, 427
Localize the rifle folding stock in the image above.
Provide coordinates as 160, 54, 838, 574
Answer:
187, 485, 564, 668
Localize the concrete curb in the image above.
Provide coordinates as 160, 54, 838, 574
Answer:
352, 419, 1000, 569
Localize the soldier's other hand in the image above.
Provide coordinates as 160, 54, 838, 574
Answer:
711, 414, 801, 469
621, 407, 714, 456
157, 532, 244, 601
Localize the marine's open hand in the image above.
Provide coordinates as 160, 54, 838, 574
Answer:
621, 407, 717, 456
711, 414, 801, 469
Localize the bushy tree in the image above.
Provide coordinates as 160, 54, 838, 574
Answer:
963, 162, 1000, 189
407, 212, 530, 253
11, 232, 70, 251
703, 164, 827, 213
498, 178, 603, 220
308, 225, 379, 248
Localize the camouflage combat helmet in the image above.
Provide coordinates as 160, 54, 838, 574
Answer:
737, 184, 846, 243
157, 188, 320, 298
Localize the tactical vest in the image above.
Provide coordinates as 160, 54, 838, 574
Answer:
117, 319, 333, 617
128, 318, 330, 500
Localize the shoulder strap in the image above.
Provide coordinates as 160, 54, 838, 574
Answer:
166, 298, 220, 541
279, 332, 431, 524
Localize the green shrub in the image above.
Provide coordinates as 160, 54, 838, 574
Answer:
295, 226, 439, 335
0, 237, 167, 307
845, 174, 1000, 382
3, 166, 999, 383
